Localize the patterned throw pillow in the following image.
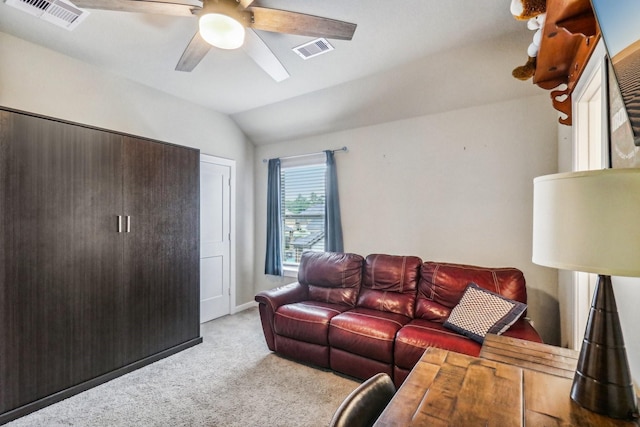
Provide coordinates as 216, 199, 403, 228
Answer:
443, 282, 527, 344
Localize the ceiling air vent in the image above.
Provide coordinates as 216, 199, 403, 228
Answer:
5, 0, 89, 30
292, 38, 334, 60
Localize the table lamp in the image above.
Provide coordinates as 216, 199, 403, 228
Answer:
532, 168, 640, 420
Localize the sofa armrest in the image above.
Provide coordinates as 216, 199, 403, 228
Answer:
254, 282, 308, 351
255, 282, 308, 313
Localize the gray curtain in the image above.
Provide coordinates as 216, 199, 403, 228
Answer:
265, 158, 283, 275
324, 150, 344, 252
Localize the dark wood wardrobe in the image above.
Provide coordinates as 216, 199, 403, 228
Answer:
0, 108, 201, 424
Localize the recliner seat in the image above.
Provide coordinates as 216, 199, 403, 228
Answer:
329, 254, 421, 380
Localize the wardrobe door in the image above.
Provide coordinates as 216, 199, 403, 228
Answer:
121, 137, 199, 363
0, 111, 124, 413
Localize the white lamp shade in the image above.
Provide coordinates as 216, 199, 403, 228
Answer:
532, 168, 640, 277
199, 13, 245, 50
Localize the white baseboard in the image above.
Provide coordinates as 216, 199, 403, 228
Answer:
233, 301, 258, 314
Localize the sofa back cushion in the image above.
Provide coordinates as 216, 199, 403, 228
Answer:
356, 254, 422, 317
298, 251, 364, 307
415, 262, 527, 322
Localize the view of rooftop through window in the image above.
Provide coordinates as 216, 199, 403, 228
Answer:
281, 163, 326, 266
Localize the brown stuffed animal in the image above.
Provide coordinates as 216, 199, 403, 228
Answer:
512, 56, 537, 80
511, 0, 547, 80
511, 0, 546, 20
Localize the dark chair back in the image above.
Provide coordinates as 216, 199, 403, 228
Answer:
329, 373, 396, 427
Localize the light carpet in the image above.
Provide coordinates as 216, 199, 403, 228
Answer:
7, 307, 360, 427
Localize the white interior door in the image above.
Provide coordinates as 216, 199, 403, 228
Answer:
200, 155, 232, 323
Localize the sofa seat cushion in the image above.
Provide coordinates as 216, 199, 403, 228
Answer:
329, 308, 411, 363
274, 301, 351, 346
394, 319, 481, 370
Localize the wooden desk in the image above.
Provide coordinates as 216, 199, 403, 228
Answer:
374, 335, 639, 426
479, 334, 579, 379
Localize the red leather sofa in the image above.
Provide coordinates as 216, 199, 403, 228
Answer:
255, 252, 542, 387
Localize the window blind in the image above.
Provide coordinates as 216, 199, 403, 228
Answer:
280, 162, 327, 266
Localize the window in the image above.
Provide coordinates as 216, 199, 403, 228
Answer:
265, 150, 343, 277
280, 156, 327, 269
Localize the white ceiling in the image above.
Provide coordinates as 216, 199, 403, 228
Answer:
0, 0, 543, 144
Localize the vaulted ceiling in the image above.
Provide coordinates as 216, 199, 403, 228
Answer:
0, 0, 543, 144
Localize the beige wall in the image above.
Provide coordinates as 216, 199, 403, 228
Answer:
254, 95, 561, 344
0, 31, 256, 306
1, 30, 565, 346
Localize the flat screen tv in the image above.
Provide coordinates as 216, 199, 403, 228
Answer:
590, 0, 640, 147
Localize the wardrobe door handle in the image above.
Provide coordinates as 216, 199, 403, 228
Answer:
117, 215, 123, 233
126, 216, 131, 233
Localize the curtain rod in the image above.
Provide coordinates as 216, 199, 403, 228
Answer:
262, 146, 348, 163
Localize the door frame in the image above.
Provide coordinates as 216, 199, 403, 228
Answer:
568, 40, 608, 350
200, 153, 237, 316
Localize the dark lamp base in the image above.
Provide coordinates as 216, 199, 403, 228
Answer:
571, 274, 639, 420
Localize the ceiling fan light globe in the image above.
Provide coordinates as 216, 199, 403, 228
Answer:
199, 13, 245, 50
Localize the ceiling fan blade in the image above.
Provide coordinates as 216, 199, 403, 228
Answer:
248, 7, 356, 40
72, 0, 201, 16
243, 29, 289, 82
238, 0, 254, 8
175, 31, 211, 72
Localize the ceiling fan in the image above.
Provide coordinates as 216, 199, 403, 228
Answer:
71, 0, 357, 81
